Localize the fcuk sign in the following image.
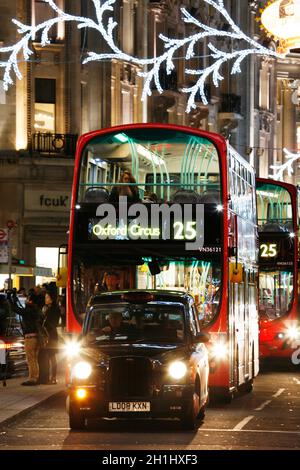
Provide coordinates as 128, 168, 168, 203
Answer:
25, 190, 71, 212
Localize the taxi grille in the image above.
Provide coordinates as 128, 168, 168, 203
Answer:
109, 357, 153, 398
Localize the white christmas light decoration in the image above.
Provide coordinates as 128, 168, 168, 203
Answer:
269, 148, 300, 181
0, 0, 280, 113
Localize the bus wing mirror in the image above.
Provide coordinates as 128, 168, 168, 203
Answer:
229, 262, 243, 283
148, 260, 161, 276
194, 332, 210, 344
56, 267, 67, 288
57, 244, 68, 288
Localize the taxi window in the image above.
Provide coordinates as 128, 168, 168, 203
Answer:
189, 306, 200, 337
85, 302, 185, 343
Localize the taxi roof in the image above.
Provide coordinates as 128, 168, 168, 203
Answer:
90, 289, 193, 306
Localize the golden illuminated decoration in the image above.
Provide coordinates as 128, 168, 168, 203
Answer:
260, 0, 300, 53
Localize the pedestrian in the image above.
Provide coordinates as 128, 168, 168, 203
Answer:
57, 294, 66, 331
0, 293, 10, 335
33, 285, 45, 309
10, 292, 42, 386
42, 291, 60, 384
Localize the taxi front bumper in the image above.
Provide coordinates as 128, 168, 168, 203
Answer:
68, 383, 195, 418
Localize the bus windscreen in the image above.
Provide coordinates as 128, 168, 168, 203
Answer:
72, 128, 223, 328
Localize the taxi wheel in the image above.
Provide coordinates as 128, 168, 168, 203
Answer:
69, 407, 86, 430
197, 404, 206, 421
181, 385, 201, 430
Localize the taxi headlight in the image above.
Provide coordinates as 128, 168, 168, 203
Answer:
168, 361, 187, 380
73, 361, 92, 380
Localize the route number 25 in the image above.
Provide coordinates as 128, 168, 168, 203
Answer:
260, 243, 277, 258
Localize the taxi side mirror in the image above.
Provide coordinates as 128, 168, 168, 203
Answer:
193, 332, 210, 344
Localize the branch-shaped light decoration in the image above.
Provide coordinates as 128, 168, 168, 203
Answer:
0, 0, 280, 113
269, 149, 300, 181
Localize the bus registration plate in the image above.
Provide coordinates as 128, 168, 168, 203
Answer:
109, 402, 151, 412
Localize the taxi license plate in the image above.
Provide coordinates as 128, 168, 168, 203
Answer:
109, 402, 151, 412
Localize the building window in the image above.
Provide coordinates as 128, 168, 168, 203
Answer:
32, 0, 65, 41
121, 0, 134, 55
121, 86, 133, 124
36, 247, 58, 285
81, 0, 88, 49
81, 82, 89, 134
297, 124, 300, 152
259, 68, 270, 110
34, 78, 56, 133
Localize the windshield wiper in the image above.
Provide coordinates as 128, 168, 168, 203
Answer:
130, 337, 180, 343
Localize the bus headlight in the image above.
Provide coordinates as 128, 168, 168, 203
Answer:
287, 327, 300, 341
73, 361, 92, 380
211, 342, 228, 360
65, 341, 81, 358
168, 361, 187, 380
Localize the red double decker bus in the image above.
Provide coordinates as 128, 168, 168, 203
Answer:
257, 178, 300, 361
67, 124, 259, 399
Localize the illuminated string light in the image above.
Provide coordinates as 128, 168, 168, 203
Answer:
0, 0, 280, 113
269, 148, 300, 180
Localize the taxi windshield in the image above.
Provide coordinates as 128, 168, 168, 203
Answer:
84, 302, 185, 344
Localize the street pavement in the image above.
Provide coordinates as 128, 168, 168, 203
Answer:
0, 363, 299, 450
0, 375, 66, 427
0, 354, 66, 427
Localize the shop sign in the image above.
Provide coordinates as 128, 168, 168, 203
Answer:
25, 190, 71, 212
0, 228, 8, 243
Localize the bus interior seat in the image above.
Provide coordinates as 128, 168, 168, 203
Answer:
170, 190, 202, 203
265, 308, 276, 319
284, 221, 293, 232
198, 191, 220, 203
84, 187, 110, 203
261, 222, 288, 232
142, 193, 158, 204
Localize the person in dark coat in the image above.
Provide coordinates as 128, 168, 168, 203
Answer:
109, 170, 140, 203
10, 292, 42, 385
42, 291, 60, 384
0, 293, 10, 335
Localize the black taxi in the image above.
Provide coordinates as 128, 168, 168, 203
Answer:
66, 290, 209, 430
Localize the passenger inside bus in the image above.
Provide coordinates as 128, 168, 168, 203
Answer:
102, 272, 121, 291
109, 170, 140, 203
